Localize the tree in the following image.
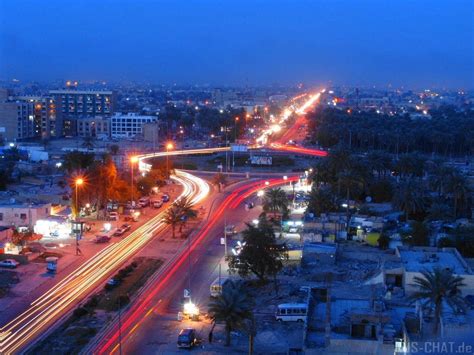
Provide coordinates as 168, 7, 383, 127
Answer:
162, 205, 182, 238
208, 280, 254, 347
82, 136, 96, 150
262, 188, 289, 218
228, 218, 286, 283
408, 221, 429, 246
447, 172, 470, 218
63, 151, 95, 173
109, 144, 120, 155
392, 178, 426, 221
212, 173, 228, 192
306, 186, 337, 216
378, 233, 390, 250
410, 268, 467, 335
174, 197, 198, 234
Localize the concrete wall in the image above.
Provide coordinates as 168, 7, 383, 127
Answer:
0, 204, 51, 228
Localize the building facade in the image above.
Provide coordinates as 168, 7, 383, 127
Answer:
110, 113, 157, 138
0, 201, 52, 228
76, 116, 110, 138
49, 89, 116, 136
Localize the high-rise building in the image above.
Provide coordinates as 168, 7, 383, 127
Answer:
49, 89, 116, 136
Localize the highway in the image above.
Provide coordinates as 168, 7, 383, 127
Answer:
92, 176, 299, 354
0, 89, 323, 354
0, 171, 210, 354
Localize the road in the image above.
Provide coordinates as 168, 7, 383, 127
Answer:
0, 171, 210, 354
90, 177, 298, 354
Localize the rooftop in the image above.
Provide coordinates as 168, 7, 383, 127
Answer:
397, 247, 471, 275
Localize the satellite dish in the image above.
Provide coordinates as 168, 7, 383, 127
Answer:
365, 196, 372, 203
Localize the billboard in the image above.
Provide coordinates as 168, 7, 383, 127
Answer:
250, 155, 272, 165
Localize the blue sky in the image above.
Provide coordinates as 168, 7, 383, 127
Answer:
0, 0, 472, 88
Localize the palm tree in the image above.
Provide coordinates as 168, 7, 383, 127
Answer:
263, 188, 289, 217
212, 172, 228, 192
162, 205, 182, 238
208, 280, 254, 347
392, 178, 426, 221
174, 197, 198, 233
410, 268, 467, 335
82, 136, 96, 150
448, 172, 470, 218
428, 165, 454, 198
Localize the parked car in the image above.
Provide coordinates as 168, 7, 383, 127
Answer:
162, 194, 170, 202
108, 212, 119, 221
121, 223, 131, 232
138, 197, 150, 207
152, 200, 163, 208
177, 328, 197, 348
113, 228, 125, 237
0, 259, 20, 268
95, 235, 111, 243
225, 225, 237, 235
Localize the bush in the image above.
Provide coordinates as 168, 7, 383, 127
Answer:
368, 179, 393, 202
378, 233, 391, 250
437, 237, 455, 248
84, 295, 99, 309
116, 294, 130, 309
131, 261, 138, 268
73, 306, 88, 318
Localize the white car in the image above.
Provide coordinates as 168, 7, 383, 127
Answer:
0, 259, 20, 268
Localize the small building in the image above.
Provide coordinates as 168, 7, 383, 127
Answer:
389, 246, 474, 295
302, 242, 337, 265
0, 200, 52, 229
110, 112, 157, 138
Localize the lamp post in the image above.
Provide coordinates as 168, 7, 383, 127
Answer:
130, 156, 138, 205
74, 177, 84, 256
166, 142, 174, 177
75, 178, 84, 220
233, 117, 239, 171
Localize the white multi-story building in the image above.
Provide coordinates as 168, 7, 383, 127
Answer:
110, 113, 157, 138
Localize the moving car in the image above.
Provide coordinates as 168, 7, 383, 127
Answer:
0, 259, 20, 268
95, 235, 111, 243
177, 328, 197, 348
121, 223, 131, 232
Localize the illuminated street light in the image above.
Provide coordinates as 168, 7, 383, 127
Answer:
130, 157, 139, 204
257, 190, 264, 197
75, 177, 84, 220
265, 181, 270, 186
166, 142, 174, 176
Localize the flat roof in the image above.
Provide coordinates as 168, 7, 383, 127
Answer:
399, 249, 470, 275
49, 90, 114, 95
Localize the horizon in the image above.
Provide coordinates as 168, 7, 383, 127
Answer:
0, 0, 472, 89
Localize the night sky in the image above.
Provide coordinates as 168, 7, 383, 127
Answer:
0, 0, 472, 88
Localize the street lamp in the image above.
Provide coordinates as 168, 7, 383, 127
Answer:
75, 177, 84, 220
166, 142, 174, 176
233, 117, 239, 171
130, 156, 139, 205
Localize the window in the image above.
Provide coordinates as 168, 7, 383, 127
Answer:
0, 213, 3, 221
20, 213, 27, 220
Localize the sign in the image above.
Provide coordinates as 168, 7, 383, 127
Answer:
230, 144, 248, 152
220, 237, 225, 245
250, 155, 272, 165
184, 289, 191, 298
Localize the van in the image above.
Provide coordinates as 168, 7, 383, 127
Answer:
275, 303, 307, 322
210, 276, 230, 297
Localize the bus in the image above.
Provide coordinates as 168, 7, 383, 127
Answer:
210, 276, 230, 297
275, 303, 308, 322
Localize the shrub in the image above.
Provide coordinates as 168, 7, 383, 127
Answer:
73, 306, 88, 318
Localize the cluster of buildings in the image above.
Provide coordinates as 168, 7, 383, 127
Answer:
0, 84, 159, 142
321, 87, 473, 117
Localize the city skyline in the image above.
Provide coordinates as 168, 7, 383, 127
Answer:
0, 0, 472, 89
